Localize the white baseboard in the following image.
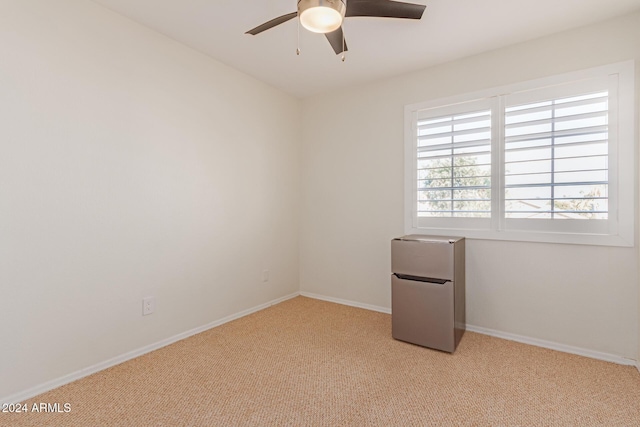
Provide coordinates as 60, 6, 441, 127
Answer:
465, 324, 636, 366
300, 292, 636, 367
1, 292, 300, 405
299, 291, 391, 314
5, 292, 636, 404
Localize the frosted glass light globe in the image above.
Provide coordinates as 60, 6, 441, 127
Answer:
298, 0, 346, 34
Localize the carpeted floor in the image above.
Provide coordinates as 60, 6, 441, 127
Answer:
2, 296, 640, 426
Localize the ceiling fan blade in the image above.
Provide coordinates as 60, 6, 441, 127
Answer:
325, 27, 348, 55
345, 0, 426, 19
245, 12, 298, 35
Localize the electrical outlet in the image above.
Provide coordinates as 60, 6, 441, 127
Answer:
262, 269, 270, 283
143, 297, 155, 316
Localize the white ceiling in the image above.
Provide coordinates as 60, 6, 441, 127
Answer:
91, 0, 640, 98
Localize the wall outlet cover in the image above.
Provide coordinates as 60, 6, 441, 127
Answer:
143, 297, 155, 316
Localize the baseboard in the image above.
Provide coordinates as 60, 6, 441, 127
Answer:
299, 292, 391, 314
300, 292, 635, 367
465, 324, 636, 367
1, 292, 300, 405
5, 292, 635, 404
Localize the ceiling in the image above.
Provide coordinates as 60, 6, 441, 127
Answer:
91, 0, 640, 98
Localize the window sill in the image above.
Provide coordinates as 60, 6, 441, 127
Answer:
405, 226, 634, 247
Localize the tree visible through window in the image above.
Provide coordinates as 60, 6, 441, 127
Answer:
417, 110, 491, 218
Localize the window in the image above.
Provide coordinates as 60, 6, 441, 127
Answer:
405, 62, 635, 246
417, 105, 492, 219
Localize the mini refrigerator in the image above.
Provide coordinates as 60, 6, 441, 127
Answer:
391, 235, 465, 353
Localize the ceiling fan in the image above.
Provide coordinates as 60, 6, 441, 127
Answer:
246, 0, 426, 56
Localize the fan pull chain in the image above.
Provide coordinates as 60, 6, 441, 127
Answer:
296, 17, 300, 55
341, 25, 346, 62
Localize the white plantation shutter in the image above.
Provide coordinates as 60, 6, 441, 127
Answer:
416, 109, 492, 218
405, 61, 634, 246
502, 77, 615, 235
504, 92, 609, 219
410, 98, 494, 231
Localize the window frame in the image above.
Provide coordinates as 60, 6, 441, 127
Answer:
404, 61, 636, 247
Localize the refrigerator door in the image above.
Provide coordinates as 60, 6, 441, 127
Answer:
391, 237, 455, 281
391, 275, 455, 352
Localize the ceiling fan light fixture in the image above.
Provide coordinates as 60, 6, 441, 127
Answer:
298, 0, 346, 34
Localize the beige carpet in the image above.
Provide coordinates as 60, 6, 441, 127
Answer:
3, 296, 640, 426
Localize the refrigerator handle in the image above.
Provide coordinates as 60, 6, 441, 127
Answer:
393, 273, 449, 285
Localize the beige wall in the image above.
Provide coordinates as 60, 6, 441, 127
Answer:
300, 12, 640, 360
0, 0, 300, 398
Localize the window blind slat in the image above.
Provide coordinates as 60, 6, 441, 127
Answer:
505, 111, 607, 134
505, 95, 607, 118
505, 126, 608, 144
417, 112, 491, 128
